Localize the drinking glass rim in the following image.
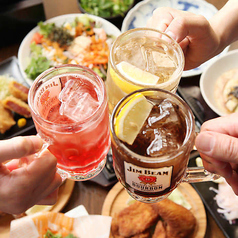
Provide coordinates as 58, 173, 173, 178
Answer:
28, 64, 108, 129
109, 27, 185, 89
110, 87, 195, 163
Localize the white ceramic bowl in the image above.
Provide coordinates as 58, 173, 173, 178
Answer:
18, 14, 121, 86
200, 49, 238, 116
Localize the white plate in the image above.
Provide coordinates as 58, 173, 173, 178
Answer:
122, 0, 229, 77
18, 13, 121, 86
200, 49, 238, 116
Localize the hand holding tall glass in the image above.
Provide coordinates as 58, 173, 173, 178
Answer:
110, 88, 219, 203
28, 65, 110, 181
106, 28, 184, 114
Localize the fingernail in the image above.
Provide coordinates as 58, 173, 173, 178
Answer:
195, 133, 215, 153
29, 136, 43, 152
165, 31, 176, 41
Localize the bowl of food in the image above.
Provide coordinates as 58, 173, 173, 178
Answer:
18, 13, 121, 86
200, 49, 238, 116
78, 0, 135, 28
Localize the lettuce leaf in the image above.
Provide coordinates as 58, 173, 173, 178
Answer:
38, 21, 55, 37
25, 56, 51, 80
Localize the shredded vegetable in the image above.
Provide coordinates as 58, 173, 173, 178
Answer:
210, 179, 238, 224
25, 15, 115, 81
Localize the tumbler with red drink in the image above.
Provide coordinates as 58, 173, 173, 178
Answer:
28, 65, 110, 181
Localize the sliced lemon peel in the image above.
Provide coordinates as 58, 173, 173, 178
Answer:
115, 93, 153, 145
110, 61, 159, 94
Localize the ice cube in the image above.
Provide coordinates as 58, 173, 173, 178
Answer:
59, 79, 84, 104
59, 79, 99, 122
160, 99, 180, 124
115, 38, 147, 70
139, 37, 177, 82
148, 99, 178, 126
139, 100, 186, 156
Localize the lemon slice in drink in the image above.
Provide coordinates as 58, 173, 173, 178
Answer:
110, 61, 159, 94
115, 93, 153, 145
25, 205, 53, 215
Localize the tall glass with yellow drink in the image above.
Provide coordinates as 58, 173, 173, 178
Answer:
106, 28, 184, 114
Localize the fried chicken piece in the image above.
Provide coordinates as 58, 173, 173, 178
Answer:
152, 199, 196, 238
152, 220, 166, 238
2, 96, 31, 118
0, 101, 16, 133
132, 230, 151, 238
9, 81, 29, 102
111, 228, 150, 238
111, 201, 159, 237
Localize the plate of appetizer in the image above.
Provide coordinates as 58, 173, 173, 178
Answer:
102, 182, 206, 238
200, 49, 238, 116
0, 56, 35, 139
18, 13, 121, 86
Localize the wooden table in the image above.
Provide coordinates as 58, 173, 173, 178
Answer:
0, 0, 232, 237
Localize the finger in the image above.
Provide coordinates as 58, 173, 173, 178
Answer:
225, 171, 238, 195
146, 7, 174, 32
179, 37, 190, 52
164, 13, 208, 42
36, 189, 59, 205
9, 149, 62, 202
195, 131, 238, 164
4, 159, 20, 171
202, 157, 232, 179
0, 136, 43, 163
26, 150, 63, 192
199, 152, 228, 169
200, 112, 238, 137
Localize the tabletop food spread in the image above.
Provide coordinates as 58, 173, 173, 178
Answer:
0, 0, 238, 238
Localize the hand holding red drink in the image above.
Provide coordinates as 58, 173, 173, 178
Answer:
28, 65, 111, 181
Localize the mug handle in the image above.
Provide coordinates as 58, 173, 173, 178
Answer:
182, 132, 221, 183
182, 167, 221, 183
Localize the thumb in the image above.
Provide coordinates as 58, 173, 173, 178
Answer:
0, 136, 43, 163
195, 131, 238, 163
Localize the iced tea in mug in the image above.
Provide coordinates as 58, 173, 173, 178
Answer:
110, 88, 219, 203
28, 65, 110, 181
106, 28, 184, 114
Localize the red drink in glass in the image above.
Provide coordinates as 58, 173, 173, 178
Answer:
28, 65, 110, 181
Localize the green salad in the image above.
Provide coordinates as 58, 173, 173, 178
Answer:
79, 0, 134, 18
25, 15, 116, 81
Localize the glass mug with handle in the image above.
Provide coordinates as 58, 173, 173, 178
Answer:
110, 88, 220, 203
106, 27, 184, 114
28, 64, 111, 181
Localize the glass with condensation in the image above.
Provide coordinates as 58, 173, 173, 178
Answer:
110, 88, 220, 203
106, 28, 184, 114
28, 64, 111, 181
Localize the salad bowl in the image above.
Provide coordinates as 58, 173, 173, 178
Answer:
18, 13, 121, 86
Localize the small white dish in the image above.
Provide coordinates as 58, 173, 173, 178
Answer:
122, 0, 229, 77
200, 49, 238, 116
18, 14, 121, 86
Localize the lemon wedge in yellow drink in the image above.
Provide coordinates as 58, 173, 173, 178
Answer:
115, 93, 153, 145
110, 61, 160, 94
